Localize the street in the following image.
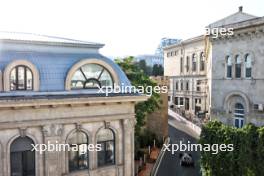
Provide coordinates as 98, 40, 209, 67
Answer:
156, 116, 202, 176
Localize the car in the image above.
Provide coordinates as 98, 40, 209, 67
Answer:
179, 153, 195, 167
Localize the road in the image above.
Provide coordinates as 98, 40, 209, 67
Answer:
156, 116, 202, 176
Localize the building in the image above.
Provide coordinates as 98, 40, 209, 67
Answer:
0, 32, 147, 176
135, 55, 163, 67
208, 7, 264, 127
164, 7, 264, 127
155, 38, 181, 57
164, 36, 208, 120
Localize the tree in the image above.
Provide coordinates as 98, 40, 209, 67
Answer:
137, 60, 152, 76
115, 56, 161, 134
152, 64, 164, 76
199, 121, 264, 176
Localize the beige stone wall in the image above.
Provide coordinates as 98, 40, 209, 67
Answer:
0, 96, 144, 176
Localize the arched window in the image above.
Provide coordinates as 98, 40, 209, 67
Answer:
68, 131, 89, 172
71, 64, 113, 89
235, 55, 241, 78
234, 103, 244, 128
192, 54, 197, 71
97, 128, 115, 167
11, 136, 35, 176
186, 56, 190, 72
200, 52, 205, 71
10, 65, 33, 91
245, 54, 252, 78
226, 56, 232, 78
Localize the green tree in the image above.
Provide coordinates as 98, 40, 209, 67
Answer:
199, 121, 264, 176
152, 64, 164, 76
115, 56, 161, 134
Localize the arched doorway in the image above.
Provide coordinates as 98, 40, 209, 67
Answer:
234, 103, 245, 128
10, 136, 35, 176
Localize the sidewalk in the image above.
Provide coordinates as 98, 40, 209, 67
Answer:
168, 109, 201, 139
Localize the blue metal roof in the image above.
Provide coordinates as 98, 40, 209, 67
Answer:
0, 50, 131, 93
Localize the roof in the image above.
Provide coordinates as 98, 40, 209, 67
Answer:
208, 7, 258, 28
0, 32, 132, 95
0, 31, 104, 48
164, 35, 204, 50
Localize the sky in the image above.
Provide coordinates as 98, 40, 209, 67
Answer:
0, 0, 263, 57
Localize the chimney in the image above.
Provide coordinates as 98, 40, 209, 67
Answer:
239, 6, 243, 12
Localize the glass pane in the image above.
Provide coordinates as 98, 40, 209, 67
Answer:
68, 131, 88, 144
69, 150, 78, 171
18, 66, 25, 90
98, 142, 105, 166
235, 119, 239, 128
99, 70, 113, 87
82, 64, 103, 79
78, 144, 88, 169
10, 68, 16, 90
97, 129, 114, 142
105, 141, 115, 164
26, 68, 33, 90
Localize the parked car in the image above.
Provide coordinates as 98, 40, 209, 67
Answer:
179, 153, 194, 167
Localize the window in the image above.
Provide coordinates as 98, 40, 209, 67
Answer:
186, 56, 190, 72
226, 56, 232, 78
235, 55, 241, 78
185, 98, 189, 110
196, 80, 201, 92
234, 103, 244, 128
245, 54, 252, 78
175, 97, 178, 105
175, 81, 179, 90
97, 128, 115, 167
11, 136, 35, 176
68, 131, 89, 172
10, 65, 33, 91
179, 97, 184, 106
71, 64, 113, 89
200, 52, 205, 71
168, 96, 171, 101
180, 81, 183, 91
186, 81, 189, 91
180, 57, 183, 73
192, 54, 197, 71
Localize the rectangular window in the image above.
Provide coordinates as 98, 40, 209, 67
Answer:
180, 97, 184, 106
175, 82, 178, 90
196, 80, 201, 92
185, 98, 189, 110
186, 81, 189, 91
168, 96, 171, 101
180, 57, 183, 73
235, 64, 241, 78
180, 82, 183, 91
175, 97, 179, 105
227, 66, 232, 78
245, 68, 251, 78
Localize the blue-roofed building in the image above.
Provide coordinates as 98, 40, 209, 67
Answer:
0, 32, 147, 176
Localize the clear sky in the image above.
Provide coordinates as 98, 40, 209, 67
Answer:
0, 0, 263, 57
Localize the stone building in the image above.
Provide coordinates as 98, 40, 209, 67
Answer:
207, 7, 264, 127
0, 32, 147, 176
164, 7, 264, 127
164, 36, 208, 119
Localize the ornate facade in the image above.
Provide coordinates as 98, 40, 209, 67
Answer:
164, 7, 264, 127
0, 32, 147, 176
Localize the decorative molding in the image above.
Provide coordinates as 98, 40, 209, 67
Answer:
42, 124, 63, 137
19, 127, 27, 137
65, 59, 120, 90
3, 59, 40, 91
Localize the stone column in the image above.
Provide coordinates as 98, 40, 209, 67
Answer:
122, 118, 135, 176
42, 124, 64, 176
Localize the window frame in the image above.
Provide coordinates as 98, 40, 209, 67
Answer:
10, 65, 33, 91
244, 53, 252, 79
